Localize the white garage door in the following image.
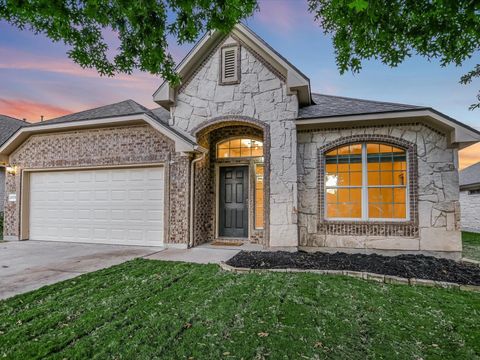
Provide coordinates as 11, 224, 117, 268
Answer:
29, 167, 164, 246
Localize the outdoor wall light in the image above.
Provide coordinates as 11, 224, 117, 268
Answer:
6, 165, 17, 175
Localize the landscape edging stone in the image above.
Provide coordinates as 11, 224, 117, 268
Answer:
219, 262, 480, 292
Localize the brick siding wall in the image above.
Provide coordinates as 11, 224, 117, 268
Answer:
4, 125, 190, 244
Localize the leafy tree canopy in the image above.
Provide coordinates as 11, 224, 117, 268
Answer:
308, 0, 480, 109
0, 0, 257, 85
1, 0, 480, 109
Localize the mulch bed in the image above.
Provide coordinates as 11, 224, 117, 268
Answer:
226, 251, 480, 286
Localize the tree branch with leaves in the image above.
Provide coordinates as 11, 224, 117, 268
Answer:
0, 0, 257, 85
308, 0, 480, 109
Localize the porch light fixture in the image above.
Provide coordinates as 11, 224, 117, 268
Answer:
6, 165, 17, 175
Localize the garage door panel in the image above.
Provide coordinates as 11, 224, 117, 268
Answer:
29, 167, 164, 246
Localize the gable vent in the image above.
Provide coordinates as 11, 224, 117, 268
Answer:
221, 46, 239, 84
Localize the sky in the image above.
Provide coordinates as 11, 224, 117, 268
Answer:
0, 0, 479, 168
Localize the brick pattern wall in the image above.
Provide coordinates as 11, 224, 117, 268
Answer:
297, 123, 461, 253
460, 190, 480, 233
4, 125, 190, 244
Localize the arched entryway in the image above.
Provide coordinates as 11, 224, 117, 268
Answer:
191, 117, 270, 247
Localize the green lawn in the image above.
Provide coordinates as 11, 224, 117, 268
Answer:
463, 231, 480, 261
1, 259, 479, 359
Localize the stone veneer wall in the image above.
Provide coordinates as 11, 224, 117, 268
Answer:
297, 123, 461, 255
460, 190, 480, 233
171, 36, 299, 247
4, 125, 190, 245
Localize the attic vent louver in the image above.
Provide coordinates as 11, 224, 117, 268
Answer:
220, 45, 239, 84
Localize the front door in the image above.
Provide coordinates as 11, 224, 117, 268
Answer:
219, 166, 248, 238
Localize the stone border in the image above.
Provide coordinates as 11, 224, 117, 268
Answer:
462, 257, 480, 265
219, 262, 480, 293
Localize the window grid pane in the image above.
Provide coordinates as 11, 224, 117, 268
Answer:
325, 142, 408, 220
255, 164, 264, 229
325, 144, 363, 219
217, 138, 264, 159
366, 143, 407, 219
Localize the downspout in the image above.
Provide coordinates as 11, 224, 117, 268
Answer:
189, 146, 207, 248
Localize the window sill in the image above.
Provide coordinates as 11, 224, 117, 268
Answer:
321, 219, 414, 225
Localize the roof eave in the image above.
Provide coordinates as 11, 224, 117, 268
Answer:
296, 108, 480, 148
0, 113, 198, 156
460, 182, 480, 191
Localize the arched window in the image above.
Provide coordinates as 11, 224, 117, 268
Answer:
217, 138, 263, 158
325, 143, 408, 220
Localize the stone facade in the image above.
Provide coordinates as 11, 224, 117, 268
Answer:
171, 36, 299, 247
460, 190, 480, 233
297, 122, 461, 257
0, 29, 468, 258
4, 125, 190, 244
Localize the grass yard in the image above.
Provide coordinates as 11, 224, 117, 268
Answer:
463, 231, 480, 261
1, 259, 479, 359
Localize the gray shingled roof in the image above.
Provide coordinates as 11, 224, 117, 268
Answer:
150, 107, 170, 124
29, 99, 196, 146
298, 93, 425, 119
460, 162, 480, 188
31, 99, 149, 126
0, 114, 28, 146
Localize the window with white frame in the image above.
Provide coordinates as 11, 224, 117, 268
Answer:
325, 143, 408, 220
220, 45, 239, 84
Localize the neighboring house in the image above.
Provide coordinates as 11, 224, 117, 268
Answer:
0, 115, 27, 213
459, 162, 480, 233
0, 24, 479, 259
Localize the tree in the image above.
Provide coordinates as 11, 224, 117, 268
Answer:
0, 0, 257, 85
308, 0, 480, 109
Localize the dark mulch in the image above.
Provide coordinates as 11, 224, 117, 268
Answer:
226, 251, 480, 286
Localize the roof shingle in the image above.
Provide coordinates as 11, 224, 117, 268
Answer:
28, 99, 196, 146
0, 114, 28, 146
31, 100, 149, 126
460, 162, 480, 188
298, 93, 424, 119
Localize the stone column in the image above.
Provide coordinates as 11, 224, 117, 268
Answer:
268, 119, 298, 248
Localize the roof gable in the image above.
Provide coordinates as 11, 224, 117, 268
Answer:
0, 100, 200, 156
153, 23, 311, 108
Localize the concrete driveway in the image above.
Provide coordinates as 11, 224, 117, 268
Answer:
0, 241, 162, 300
0, 240, 249, 300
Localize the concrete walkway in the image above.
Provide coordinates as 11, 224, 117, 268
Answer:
0, 240, 256, 300
143, 242, 261, 263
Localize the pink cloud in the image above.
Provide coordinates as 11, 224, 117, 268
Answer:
0, 47, 160, 85
255, 0, 314, 32
0, 98, 72, 122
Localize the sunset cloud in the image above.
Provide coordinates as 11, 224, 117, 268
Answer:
0, 47, 159, 87
0, 98, 72, 122
459, 143, 480, 169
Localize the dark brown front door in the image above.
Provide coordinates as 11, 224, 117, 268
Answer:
219, 166, 248, 238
